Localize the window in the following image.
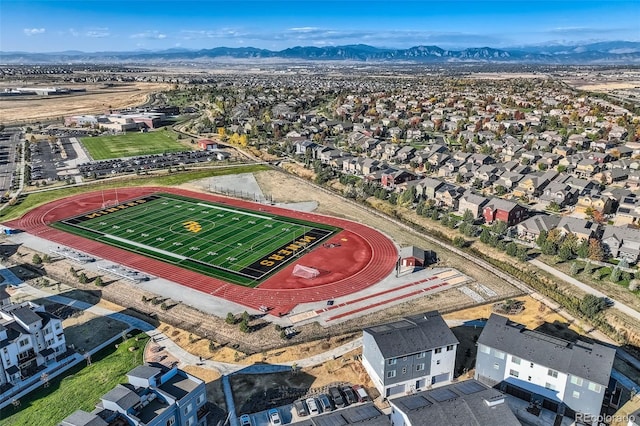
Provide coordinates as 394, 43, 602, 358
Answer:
387, 370, 396, 378
547, 369, 558, 378
572, 391, 580, 399
528, 376, 532, 381
493, 363, 500, 370
417, 352, 426, 359
402, 367, 407, 374
509, 369, 519, 378
402, 356, 407, 361
184, 403, 193, 415
55, 324, 61, 330
494, 350, 505, 360
570, 376, 583, 386
479, 344, 490, 354
387, 358, 397, 365
446, 345, 454, 351
436, 360, 441, 365
185, 418, 193, 426
435, 348, 442, 354
19, 339, 28, 347
545, 383, 556, 391
166, 417, 175, 426
416, 363, 425, 371
196, 393, 205, 405
530, 362, 534, 368
588, 382, 602, 393
511, 356, 521, 365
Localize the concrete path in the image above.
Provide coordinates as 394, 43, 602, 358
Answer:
529, 258, 640, 322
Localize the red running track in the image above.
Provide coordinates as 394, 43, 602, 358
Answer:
4, 187, 398, 316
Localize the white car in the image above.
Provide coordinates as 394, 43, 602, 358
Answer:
306, 397, 320, 415
268, 408, 282, 426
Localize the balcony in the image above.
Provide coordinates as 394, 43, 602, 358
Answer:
196, 404, 210, 420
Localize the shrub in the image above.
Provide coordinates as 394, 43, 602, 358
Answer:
225, 312, 236, 325
94, 276, 103, 287
78, 272, 88, 284
32, 254, 42, 265
239, 319, 250, 333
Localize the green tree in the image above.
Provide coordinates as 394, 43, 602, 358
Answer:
32, 254, 42, 265
399, 186, 417, 206
579, 295, 608, 317
491, 221, 508, 235
576, 240, 589, 258
42, 254, 51, 263
462, 209, 475, 224
242, 311, 250, 322
239, 319, 250, 333
506, 242, 518, 257
610, 267, 621, 283
453, 236, 466, 248
494, 185, 507, 196
225, 312, 236, 325
536, 230, 548, 248
548, 201, 561, 212
388, 193, 398, 205
78, 272, 88, 284
569, 262, 580, 276
557, 244, 573, 262
516, 246, 529, 261
479, 228, 492, 244
94, 276, 103, 287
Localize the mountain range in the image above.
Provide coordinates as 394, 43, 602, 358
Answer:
2, 41, 640, 64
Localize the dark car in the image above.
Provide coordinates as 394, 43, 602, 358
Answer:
318, 393, 333, 412
341, 386, 357, 405
294, 399, 308, 417
328, 386, 346, 408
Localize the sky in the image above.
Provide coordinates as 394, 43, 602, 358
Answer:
1, 0, 639, 52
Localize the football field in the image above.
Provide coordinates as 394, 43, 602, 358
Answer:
53, 193, 340, 286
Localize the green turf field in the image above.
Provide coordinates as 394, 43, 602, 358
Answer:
53, 193, 340, 286
81, 131, 186, 160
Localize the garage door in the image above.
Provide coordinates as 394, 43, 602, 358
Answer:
386, 384, 405, 397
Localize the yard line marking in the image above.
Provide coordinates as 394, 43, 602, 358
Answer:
103, 234, 187, 260
196, 202, 272, 220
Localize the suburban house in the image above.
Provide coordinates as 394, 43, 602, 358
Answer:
574, 193, 614, 216
538, 182, 579, 208
483, 198, 528, 226
389, 380, 520, 426
59, 363, 209, 426
601, 225, 640, 264
362, 311, 458, 399
0, 288, 69, 392
457, 191, 489, 218
517, 215, 599, 242
381, 169, 417, 189
416, 177, 444, 200
475, 314, 615, 422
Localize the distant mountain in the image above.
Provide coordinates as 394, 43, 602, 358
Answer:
2, 42, 640, 64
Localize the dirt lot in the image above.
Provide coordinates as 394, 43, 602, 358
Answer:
0, 82, 170, 124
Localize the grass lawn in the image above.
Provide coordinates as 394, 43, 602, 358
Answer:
0, 164, 270, 221
81, 131, 186, 160
0, 331, 149, 426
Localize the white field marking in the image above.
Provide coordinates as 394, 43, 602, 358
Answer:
103, 234, 187, 260
196, 203, 272, 220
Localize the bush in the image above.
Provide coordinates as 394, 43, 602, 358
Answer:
580, 294, 607, 317
239, 319, 250, 333
225, 312, 236, 325
453, 236, 466, 248
32, 254, 42, 265
160, 303, 168, 311
78, 272, 88, 284
94, 276, 103, 287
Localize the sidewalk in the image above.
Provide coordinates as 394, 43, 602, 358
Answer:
530, 258, 640, 322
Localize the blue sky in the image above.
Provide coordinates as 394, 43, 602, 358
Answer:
1, 0, 638, 52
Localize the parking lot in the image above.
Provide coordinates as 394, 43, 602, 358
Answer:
0, 130, 20, 195
29, 137, 78, 183
236, 382, 369, 425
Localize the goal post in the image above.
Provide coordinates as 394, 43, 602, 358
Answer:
292, 264, 320, 279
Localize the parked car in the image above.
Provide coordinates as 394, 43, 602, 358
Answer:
268, 408, 282, 426
239, 414, 252, 426
329, 386, 346, 408
318, 393, 333, 412
306, 397, 320, 415
341, 386, 357, 405
352, 385, 370, 402
294, 399, 308, 417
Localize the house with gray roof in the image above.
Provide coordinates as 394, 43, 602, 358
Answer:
59, 363, 208, 426
389, 379, 520, 426
457, 191, 489, 218
602, 225, 640, 264
475, 314, 615, 421
517, 215, 599, 242
0, 290, 69, 392
290, 403, 389, 426
362, 311, 459, 399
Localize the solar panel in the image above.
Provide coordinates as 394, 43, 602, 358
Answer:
429, 388, 458, 402
399, 395, 432, 411
455, 380, 486, 395
342, 405, 385, 423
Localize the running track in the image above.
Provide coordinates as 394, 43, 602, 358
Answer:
4, 187, 398, 316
